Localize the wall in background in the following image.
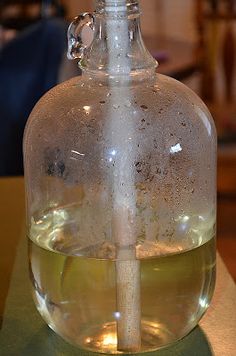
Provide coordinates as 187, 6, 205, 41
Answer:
162, 0, 196, 43
139, 0, 164, 37
64, 0, 93, 17
64, 0, 197, 43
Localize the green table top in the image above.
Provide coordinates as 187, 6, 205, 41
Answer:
0, 234, 236, 356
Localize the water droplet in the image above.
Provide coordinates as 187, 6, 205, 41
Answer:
140, 105, 148, 110
125, 101, 131, 108
152, 86, 160, 92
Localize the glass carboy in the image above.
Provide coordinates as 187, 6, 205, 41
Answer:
24, 0, 217, 354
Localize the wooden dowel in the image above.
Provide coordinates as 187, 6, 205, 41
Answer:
105, 0, 142, 351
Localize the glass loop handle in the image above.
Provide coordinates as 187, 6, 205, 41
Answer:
67, 13, 95, 60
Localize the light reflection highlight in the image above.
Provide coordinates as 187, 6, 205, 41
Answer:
114, 311, 121, 319
170, 143, 182, 154
196, 107, 212, 136
199, 298, 208, 308
102, 333, 117, 346
71, 150, 85, 157
83, 105, 91, 114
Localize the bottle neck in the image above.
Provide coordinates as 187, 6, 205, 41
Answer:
96, 0, 139, 16
81, 0, 157, 79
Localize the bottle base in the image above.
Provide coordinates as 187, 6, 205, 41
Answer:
52, 320, 180, 354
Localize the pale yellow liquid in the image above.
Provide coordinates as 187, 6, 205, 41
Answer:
28, 209, 216, 354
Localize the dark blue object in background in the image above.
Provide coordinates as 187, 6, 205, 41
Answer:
0, 18, 67, 176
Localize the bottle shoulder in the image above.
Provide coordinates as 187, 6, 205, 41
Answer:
25, 73, 217, 145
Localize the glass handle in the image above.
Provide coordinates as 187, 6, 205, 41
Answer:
67, 13, 95, 60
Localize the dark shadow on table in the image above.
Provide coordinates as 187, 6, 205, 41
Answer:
16, 324, 213, 356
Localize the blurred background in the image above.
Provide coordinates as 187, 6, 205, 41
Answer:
0, 0, 235, 280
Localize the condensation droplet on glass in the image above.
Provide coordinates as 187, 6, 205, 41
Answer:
140, 105, 148, 110
125, 101, 131, 108
152, 86, 160, 93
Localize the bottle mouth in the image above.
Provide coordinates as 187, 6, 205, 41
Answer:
98, 0, 139, 5
95, 0, 139, 16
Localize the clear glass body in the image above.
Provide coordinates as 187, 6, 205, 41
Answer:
24, 1, 217, 354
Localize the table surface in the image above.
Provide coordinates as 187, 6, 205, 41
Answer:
0, 177, 236, 355
144, 36, 199, 80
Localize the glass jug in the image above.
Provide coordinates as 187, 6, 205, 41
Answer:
24, 0, 217, 354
